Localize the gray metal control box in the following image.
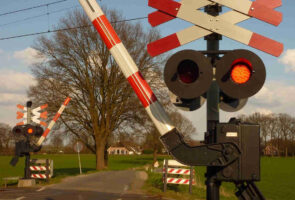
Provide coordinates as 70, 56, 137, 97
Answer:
216, 122, 260, 182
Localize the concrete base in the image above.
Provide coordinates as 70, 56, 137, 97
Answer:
18, 179, 36, 187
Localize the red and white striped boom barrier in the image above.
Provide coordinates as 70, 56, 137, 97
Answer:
36, 97, 71, 146
79, 0, 175, 137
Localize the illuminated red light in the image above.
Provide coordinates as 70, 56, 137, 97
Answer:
27, 128, 34, 134
230, 59, 252, 84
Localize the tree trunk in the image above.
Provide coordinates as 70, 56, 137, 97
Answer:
96, 139, 106, 170
285, 147, 288, 157
153, 147, 158, 165
104, 143, 109, 167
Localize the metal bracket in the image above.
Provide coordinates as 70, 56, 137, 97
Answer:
160, 128, 240, 167
235, 182, 266, 200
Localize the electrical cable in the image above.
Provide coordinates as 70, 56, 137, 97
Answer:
0, 16, 148, 41
0, 6, 81, 27
0, 0, 68, 17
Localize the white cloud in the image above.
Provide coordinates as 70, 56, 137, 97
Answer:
239, 81, 295, 115
13, 47, 45, 65
180, 80, 295, 140
279, 49, 295, 72
0, 70, 36, 93
0, 93, 27, 106
0, 70, 36, 125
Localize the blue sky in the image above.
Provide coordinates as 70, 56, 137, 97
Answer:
0, 0, 294, 140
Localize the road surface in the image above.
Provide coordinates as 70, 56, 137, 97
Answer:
0, 170, 171, 200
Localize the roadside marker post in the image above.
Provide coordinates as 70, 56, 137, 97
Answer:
74, 141, 84, 174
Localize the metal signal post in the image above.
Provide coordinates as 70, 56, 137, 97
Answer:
205, 4, 221, 200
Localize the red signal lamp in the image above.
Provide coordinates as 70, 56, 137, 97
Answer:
230, 59, 252, 84
27, 128, 34, 134
216, 49, 266, 99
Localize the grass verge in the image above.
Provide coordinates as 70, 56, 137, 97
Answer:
0, 154, 162, 186
143, 157, 295, 200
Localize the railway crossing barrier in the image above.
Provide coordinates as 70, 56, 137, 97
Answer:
29, 159, 53, 182
163, 159, 195, 194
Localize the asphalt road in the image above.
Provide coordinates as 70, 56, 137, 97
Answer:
0, 170, 170, 200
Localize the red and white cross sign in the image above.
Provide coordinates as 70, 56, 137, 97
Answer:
147, 0, 283, 57
16, 104, 48, 126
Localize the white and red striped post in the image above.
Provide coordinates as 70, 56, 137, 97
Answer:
36, 97, 71, 146
79, 0, 175, 136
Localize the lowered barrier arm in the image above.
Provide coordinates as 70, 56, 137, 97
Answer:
78, 0, 240, 167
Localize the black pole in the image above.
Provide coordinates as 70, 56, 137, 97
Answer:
204, 4, 222, 200
189, 166, 193, 194
24, 153, 31, 179
164, 159, 168, 192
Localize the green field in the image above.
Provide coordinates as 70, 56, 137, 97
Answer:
145, 157, 295, 200
0, 155, 294, 200
0, 154, 161, 185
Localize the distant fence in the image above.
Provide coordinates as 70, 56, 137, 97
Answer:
29, 159, 53, 182
163, 159, 195, 194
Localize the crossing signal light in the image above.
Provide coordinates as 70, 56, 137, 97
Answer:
216, 49, 266, 99
11, 124, 43, 166
12, 124, 44, 137
164, 49, 265, 112
230, 62, 251, 84
164, 50, 212, 111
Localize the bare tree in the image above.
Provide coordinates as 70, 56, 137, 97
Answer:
50, 133, 64, 150
170, 111, 197, 141
277, 113, 293, 157
0, 123, 14, 154
238, 113, 295, 156
142, 110, 196, 164
28, 9, 163, 169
